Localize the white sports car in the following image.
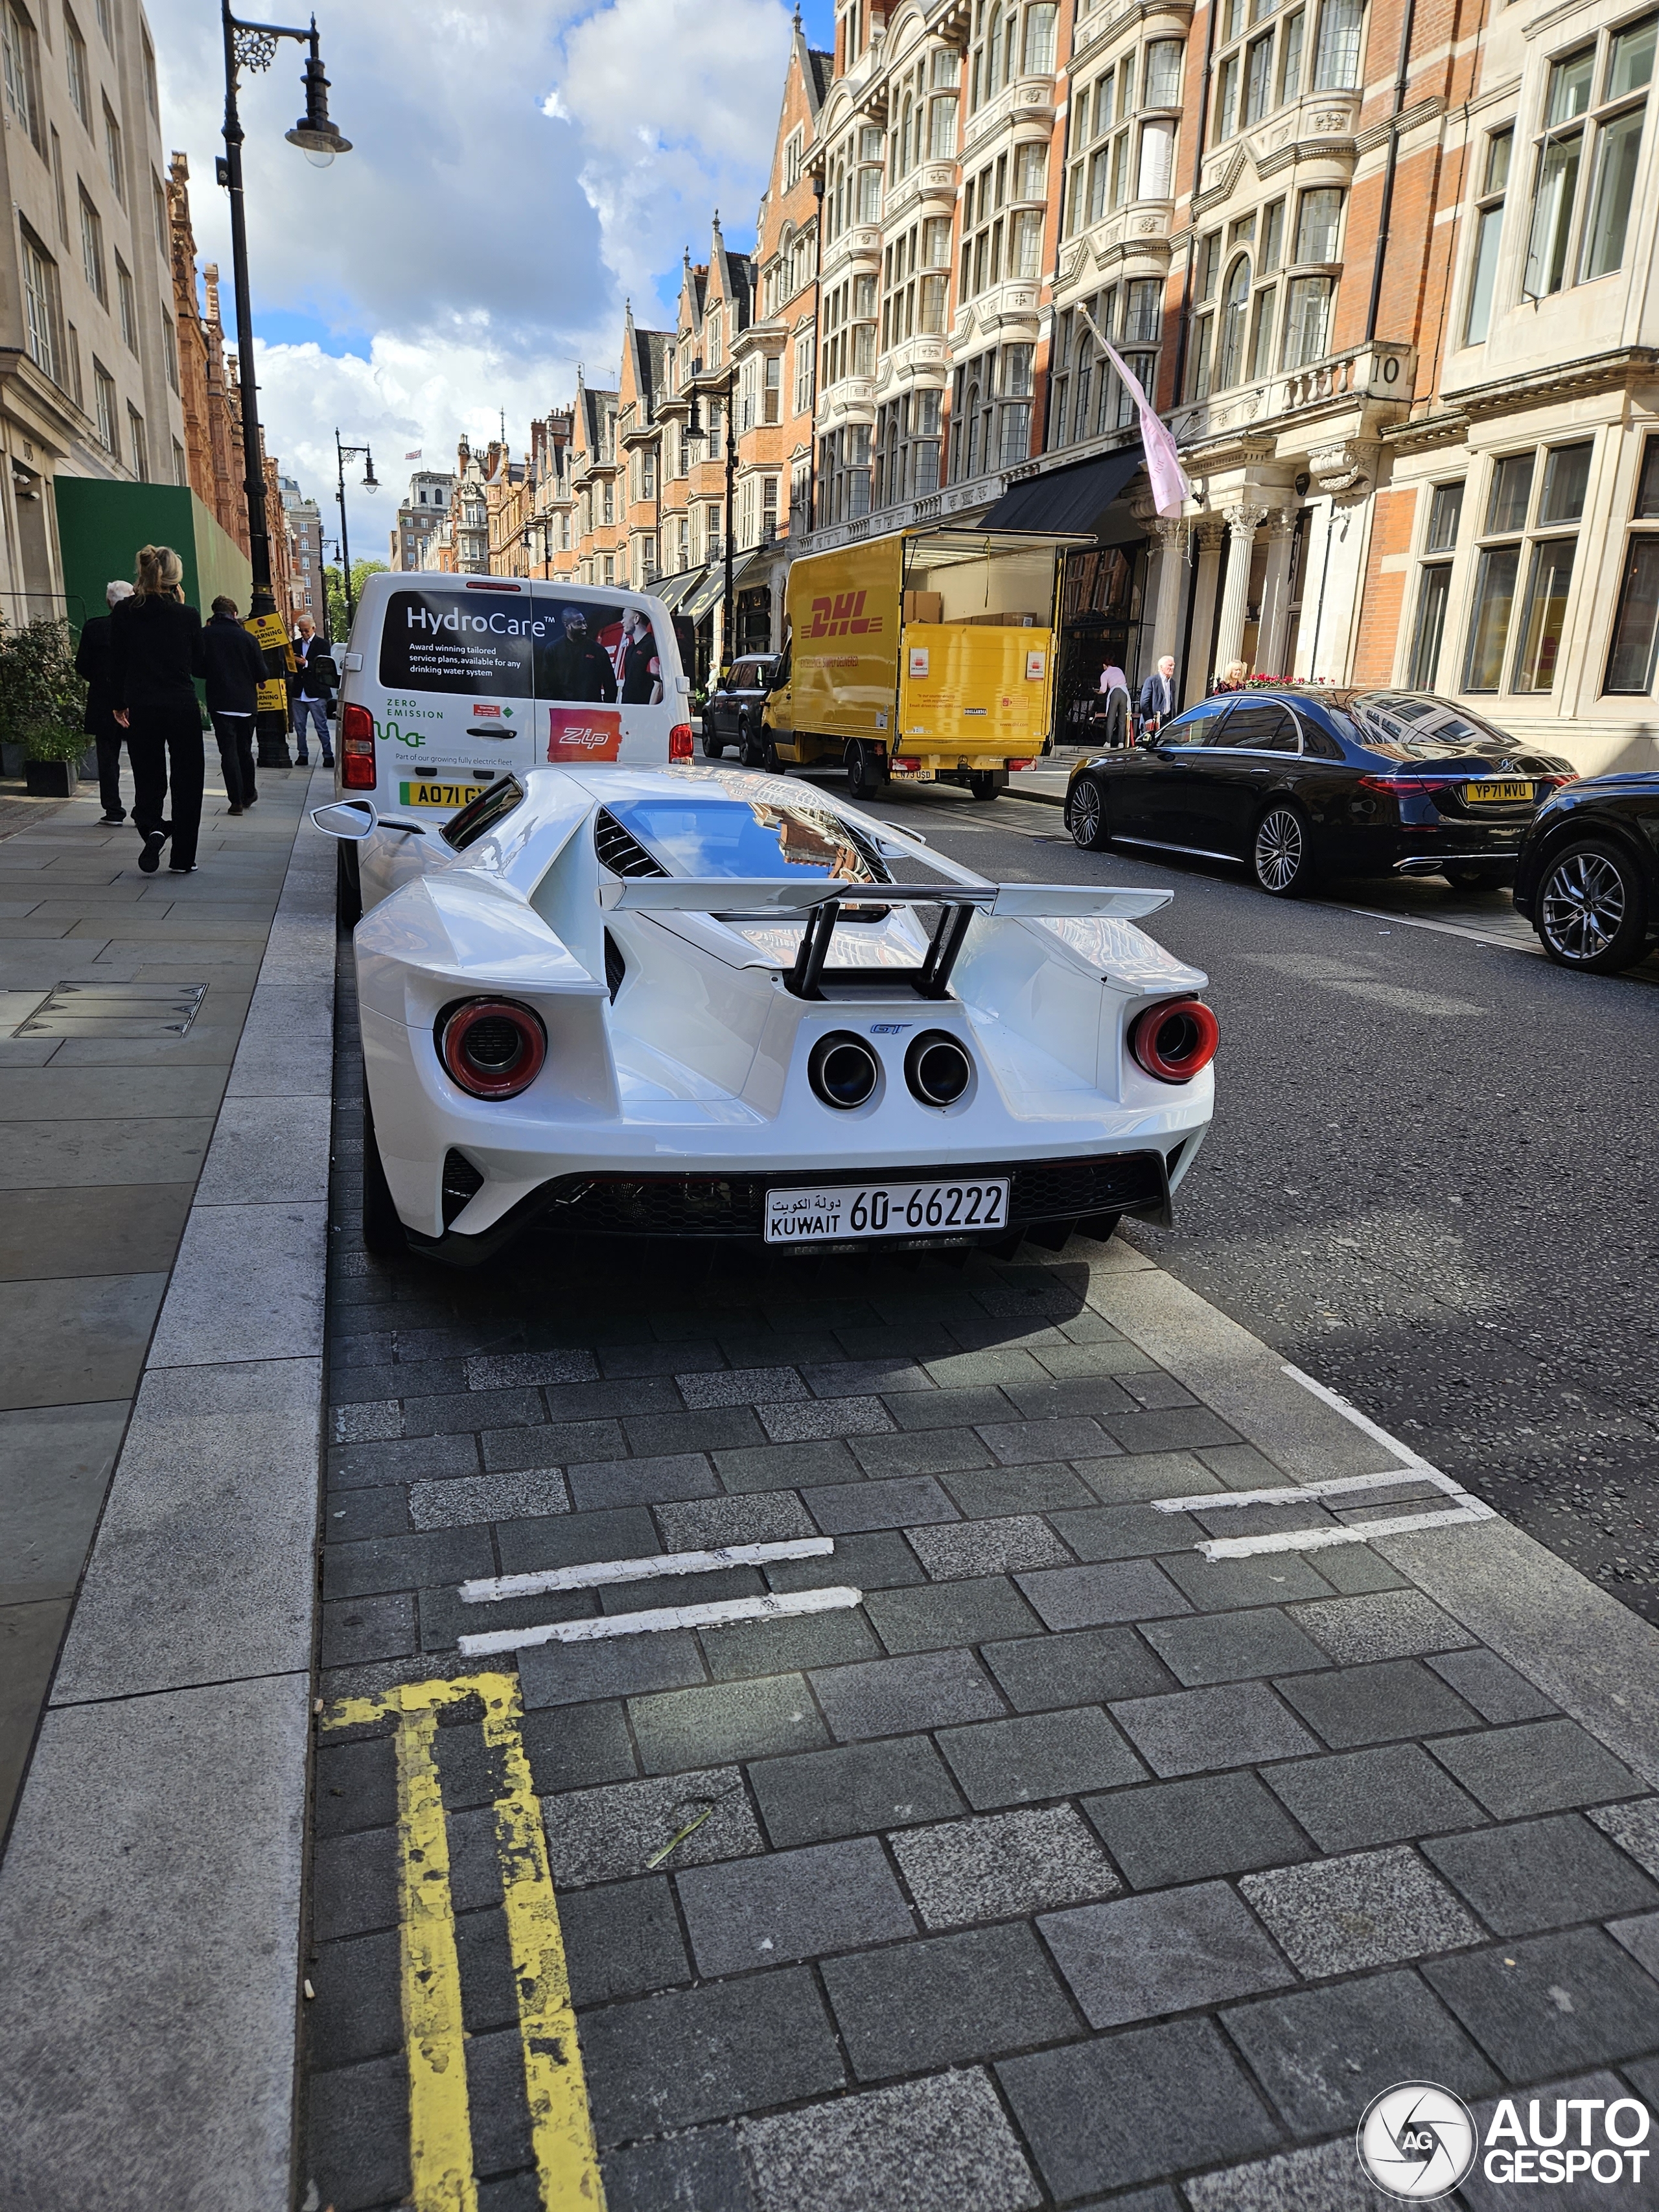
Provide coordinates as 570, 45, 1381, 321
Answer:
313, 766, 1218, 1264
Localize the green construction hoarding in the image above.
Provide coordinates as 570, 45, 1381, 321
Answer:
52, 479, 252, 642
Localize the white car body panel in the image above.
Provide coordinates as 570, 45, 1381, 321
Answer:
336, 765, 1215, 1254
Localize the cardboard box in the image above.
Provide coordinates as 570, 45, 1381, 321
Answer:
902, 590, 944, 623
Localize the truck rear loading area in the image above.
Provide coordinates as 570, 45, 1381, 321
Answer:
763, 528, 1089, 800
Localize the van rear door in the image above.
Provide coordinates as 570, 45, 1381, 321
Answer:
358, 577, 684, 823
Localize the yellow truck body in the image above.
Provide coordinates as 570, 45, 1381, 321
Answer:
765, 531, 1065, 796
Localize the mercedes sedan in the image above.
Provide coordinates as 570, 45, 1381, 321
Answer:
1064, 688, 1577, 897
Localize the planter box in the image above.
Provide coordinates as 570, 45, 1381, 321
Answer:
24, 758, 77, 797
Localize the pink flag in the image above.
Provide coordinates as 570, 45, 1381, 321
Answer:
1078, 306, 1190, 518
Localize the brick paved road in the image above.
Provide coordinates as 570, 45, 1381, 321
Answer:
305, 951, 1659, 2211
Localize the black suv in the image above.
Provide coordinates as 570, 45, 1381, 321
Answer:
1513, 770, 1659, 972
702, 655, 782, 763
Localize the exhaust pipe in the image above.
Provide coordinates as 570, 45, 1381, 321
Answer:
808, 1031, 881, 1110
904, 1030, 973, 1108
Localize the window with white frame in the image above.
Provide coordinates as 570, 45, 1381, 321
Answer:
889, 47, 960, 181
1462, 127, 1513, 345
1407, 482, 1463, 688
115, 254, 136, 353
1207, 0, 1331, 150
126, 404, 147, 481
1050, 287, 1159, 444
1460, 441, 1591, 693
962, 148, 1043, 297
19, 220, 61, 382
969, 0, 1058, 109
873, 387, 943, 508
1312, 0, 1363, 88
102, 98, 122, 201
816, 423, 871, 524
881, 216, 952, 350
92, 356, 116, 453
3, 0, 41, 150
793, 327, 815, 414
64, 5, 87, 126
1523, 14, 1655, 301
1605, 434, 1659, 692
783, 126, 804, 190
78, 186, 104, 302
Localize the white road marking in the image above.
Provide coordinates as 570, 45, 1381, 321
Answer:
1346, 905, 1542, 955
458, 1585, 863, 1658
1150, 1361, 1496, 1560
459, 1537, 835, 1605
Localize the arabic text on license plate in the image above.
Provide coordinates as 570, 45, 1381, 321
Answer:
400, 781, 487, 809
1465, 780, 1534, 804
764, 1179, 1010, 1244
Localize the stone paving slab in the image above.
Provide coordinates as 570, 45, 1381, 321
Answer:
297, 955, 1659, 2212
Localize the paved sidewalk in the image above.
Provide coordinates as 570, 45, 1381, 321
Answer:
302, 983, 1659, 2210
0, 757, 318, 1831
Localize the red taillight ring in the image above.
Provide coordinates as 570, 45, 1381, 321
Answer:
1130, 996, 1219, 1084
436, 998, 547, 1100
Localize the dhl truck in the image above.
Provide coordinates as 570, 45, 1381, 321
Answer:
761, 530, 1076, 801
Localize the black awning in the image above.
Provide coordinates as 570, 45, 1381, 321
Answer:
979, 443, 1145, 535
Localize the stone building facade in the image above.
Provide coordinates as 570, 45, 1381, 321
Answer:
390, 468, 454, 571
521, 0, 1658, 762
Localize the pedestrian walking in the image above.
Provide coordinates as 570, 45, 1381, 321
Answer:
291, 613, 334, 767
202, 594, 267, 816
109, 545, 207, 876
73, 580, 135, 824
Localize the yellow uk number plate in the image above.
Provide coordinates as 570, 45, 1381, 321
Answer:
1465, 780, 1534, 804
399, 781, 486, 809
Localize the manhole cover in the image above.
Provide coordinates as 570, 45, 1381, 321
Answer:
12, 982, 207, 1037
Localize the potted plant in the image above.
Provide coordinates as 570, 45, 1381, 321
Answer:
0, 617, 88, 795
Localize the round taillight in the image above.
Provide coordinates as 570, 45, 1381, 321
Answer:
437, 998, 547, 1099
807, 1031, 879, 1110
905, 1030, 972, 1108
1130, 996, 1220, 1084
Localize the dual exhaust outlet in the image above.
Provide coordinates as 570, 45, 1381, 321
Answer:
807, 1029, 972, 1112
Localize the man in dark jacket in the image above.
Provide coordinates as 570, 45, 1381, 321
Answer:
291, 612, 335, 767
202, 596, 269, 813
542, 606, 618, 703
74, 581, 135, 823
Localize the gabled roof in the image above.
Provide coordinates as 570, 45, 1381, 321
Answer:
807, 47, 833, 107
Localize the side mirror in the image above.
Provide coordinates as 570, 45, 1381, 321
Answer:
311, 799, 378, 841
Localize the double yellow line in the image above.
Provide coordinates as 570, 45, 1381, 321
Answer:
322, 1671, 605, 2211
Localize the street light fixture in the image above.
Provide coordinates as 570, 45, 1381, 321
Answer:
335, 432, 377, 632
220, 1, 350, 764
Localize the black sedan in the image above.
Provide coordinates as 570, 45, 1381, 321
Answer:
1064, 688, 1577, 898
1513, 771, 1659, 973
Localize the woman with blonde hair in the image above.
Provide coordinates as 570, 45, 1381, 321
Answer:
1212, 658, 1251, 693
110, 544, 207, 873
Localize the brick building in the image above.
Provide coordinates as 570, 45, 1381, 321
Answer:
519, 0, 1659, 763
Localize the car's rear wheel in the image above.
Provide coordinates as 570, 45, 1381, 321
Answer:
360, 1097, 405, 1257
740, 720, 769, 769
1065, 774, 1111, 850
1537, 839, 1649, 972
1253, 803, 1314, 896
701, 716, 725, 759
845, 740, 881, 800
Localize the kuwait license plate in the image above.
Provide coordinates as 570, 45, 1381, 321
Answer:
400, 780, 487, 809
765, 1178, 1010, 1244
1465, 780, 1534, 804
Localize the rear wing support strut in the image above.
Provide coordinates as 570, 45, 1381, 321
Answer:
785, 896, 977, 1002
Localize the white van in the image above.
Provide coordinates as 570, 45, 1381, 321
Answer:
332, 572, 692, 918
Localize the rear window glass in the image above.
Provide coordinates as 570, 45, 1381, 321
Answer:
377, 589, 666, 704
605, 797, 890, 883
441, 778, 526, 851
1349, 693, 1511, 753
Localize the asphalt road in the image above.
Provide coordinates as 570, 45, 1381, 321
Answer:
809, 769, 1659, 1624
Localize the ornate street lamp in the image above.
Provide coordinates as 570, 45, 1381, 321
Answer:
220, 5, 350, 763
334, 433, 377, 631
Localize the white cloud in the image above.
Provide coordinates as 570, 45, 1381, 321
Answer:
139, 0, 793, 513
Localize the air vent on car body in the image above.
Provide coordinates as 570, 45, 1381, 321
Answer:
594, 808, 667, 879
603, 929, 627, 1002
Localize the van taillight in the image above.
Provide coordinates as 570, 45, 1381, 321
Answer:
669, 724, 693, 761
340, 702, 376, 789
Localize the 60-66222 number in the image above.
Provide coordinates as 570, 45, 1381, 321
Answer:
763, 1178, 1010, 1244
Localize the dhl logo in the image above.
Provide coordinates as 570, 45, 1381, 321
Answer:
808, 591, 885, 640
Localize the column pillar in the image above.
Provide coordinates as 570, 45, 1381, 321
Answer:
1183, 517, 1226, 707
1148, 517, 1188, 668
1257, 507, 1300, 678
1211, 502, 1271, 677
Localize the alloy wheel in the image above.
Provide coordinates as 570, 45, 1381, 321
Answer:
1254, 806, 1305, 894
1541, 850, 1627, 962
1067, 780, 1104, 848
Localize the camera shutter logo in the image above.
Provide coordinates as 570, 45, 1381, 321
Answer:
1357, 2082, 1478, 2200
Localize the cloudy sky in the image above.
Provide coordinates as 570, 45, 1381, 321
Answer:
144, 0, 836, 555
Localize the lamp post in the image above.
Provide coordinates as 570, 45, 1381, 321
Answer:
220, 3, 351, 763
334, 432, 377, 631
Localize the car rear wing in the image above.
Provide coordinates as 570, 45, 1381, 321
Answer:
599, 877, 1174, 1001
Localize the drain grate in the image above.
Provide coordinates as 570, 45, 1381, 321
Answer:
12, 981, 208, 1038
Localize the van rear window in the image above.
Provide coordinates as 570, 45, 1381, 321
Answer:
378, 589, 667, 706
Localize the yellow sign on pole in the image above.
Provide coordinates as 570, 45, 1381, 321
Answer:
255, 676, 290, 716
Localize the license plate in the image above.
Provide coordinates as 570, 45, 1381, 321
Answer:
399, 781, 487, 809
1465, 780, 1534, 804
764, 1178, 1010, 1244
